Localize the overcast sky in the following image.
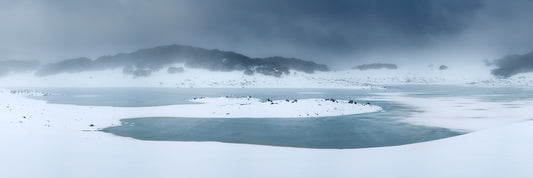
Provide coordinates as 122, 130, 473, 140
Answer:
1, 0, 532, 68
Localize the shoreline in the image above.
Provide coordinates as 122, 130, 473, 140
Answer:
2, 87, 533, 177
0, 90, 383, 132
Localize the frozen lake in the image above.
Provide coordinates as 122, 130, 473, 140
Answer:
101, 116, 461, 149
23, 85, 533, 149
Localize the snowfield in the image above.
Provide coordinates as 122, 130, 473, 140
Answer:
1, 87, 533, 178
0, 68, 386, 89
469, 72, 533, 87
3, 64, 533, 89
366, 93, 533, 131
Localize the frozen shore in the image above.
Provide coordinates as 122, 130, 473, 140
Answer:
1, 89, 533, 178
0, 89, 382, 132
365, 93, 533, 131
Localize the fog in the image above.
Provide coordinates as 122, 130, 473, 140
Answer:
1, 0, 533, 71
35, 45, 329, 77
352, 63, 398, 70
491, 51, 533, 77
0, 60, 40, 76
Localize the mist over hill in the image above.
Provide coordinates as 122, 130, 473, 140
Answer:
352, 63, 398, 70
0, 60, 40, 77
491, 51, 533, 78
36, 44, 329, 77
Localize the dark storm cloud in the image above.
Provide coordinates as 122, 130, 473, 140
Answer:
0, 0, 484, 62
201, 0, 483, 51
2, 0, 533, 67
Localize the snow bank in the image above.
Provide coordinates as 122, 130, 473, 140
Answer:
189, 96, 382, 118
0, 90, 382, 133
366, 93, 533, 131
8, 89, 55, 96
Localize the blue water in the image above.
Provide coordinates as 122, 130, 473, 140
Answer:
27, 87, 381, 107
22, 85, 533, 149
25, 85, 533, 107
102, 116, 461, 149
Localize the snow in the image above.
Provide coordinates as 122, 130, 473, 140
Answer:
0, 90, 382, 134
1, 88, 533, 177
8, 89, 55, 96
365, 93, 533, 131
3, 64, 533, 89
3, 61, 533, 89
1, 62, 532, 177
469, 72, 533, 87
188, 96, 382, 118
0, 68, 385, 89
326, 65, 493, 85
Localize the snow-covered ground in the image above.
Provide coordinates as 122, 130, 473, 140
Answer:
2, 64, 533, 89
366, 93, 533, 132
8, 89, 55, 96
1, 87, 533, 177
0, 90, 382, 132
0, 68, 385, 89
469, 72, 533, 87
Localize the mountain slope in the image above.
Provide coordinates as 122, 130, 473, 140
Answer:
36, 44, 329, 77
